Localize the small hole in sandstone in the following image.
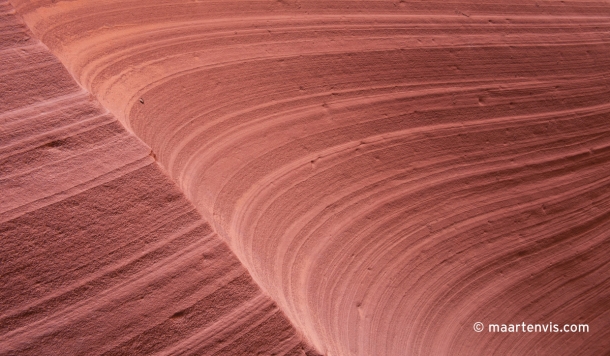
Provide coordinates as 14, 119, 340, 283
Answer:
45, 139, 65, 148
171, 310, 186, 319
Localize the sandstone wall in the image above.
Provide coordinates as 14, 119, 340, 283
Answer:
0, 2, 316, 354
7, 1, 610, 355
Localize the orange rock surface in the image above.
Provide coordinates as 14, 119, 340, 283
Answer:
4, 0, 610, 355
0, 2, 316, 354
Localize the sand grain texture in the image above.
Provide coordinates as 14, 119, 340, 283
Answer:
0, 2, 317, 355
5, 0, 610, 355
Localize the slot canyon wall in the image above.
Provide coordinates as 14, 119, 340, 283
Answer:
5, 0, 610, 355
0, 2, 317, 354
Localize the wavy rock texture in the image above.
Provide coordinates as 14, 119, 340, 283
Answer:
0, 3, 317, 355
8, 0, 610, 355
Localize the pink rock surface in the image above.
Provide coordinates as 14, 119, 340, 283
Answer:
0, 2, 317, 355
4, 0, 610, 355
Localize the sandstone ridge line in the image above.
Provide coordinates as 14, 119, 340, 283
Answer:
8, 0, 610, 355
0, 1, 318, 354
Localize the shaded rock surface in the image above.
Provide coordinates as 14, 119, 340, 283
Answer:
0, 2, 318, 355
4, 0, 610, 355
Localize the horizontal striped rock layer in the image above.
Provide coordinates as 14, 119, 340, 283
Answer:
0, 2, 317, 355
10, 0, 610, 355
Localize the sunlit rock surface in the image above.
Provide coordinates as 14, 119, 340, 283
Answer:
0, 2, 317, 354
4, 0, 610, 355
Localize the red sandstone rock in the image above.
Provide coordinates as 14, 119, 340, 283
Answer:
0, 2, 316, 354
3, 0, 610, 355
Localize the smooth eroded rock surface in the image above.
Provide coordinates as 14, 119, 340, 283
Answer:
0, 2, 318, 354
7, 0, 610, 355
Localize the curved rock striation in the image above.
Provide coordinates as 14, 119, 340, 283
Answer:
9, 0, 610, 355
0, 3, 317, 355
